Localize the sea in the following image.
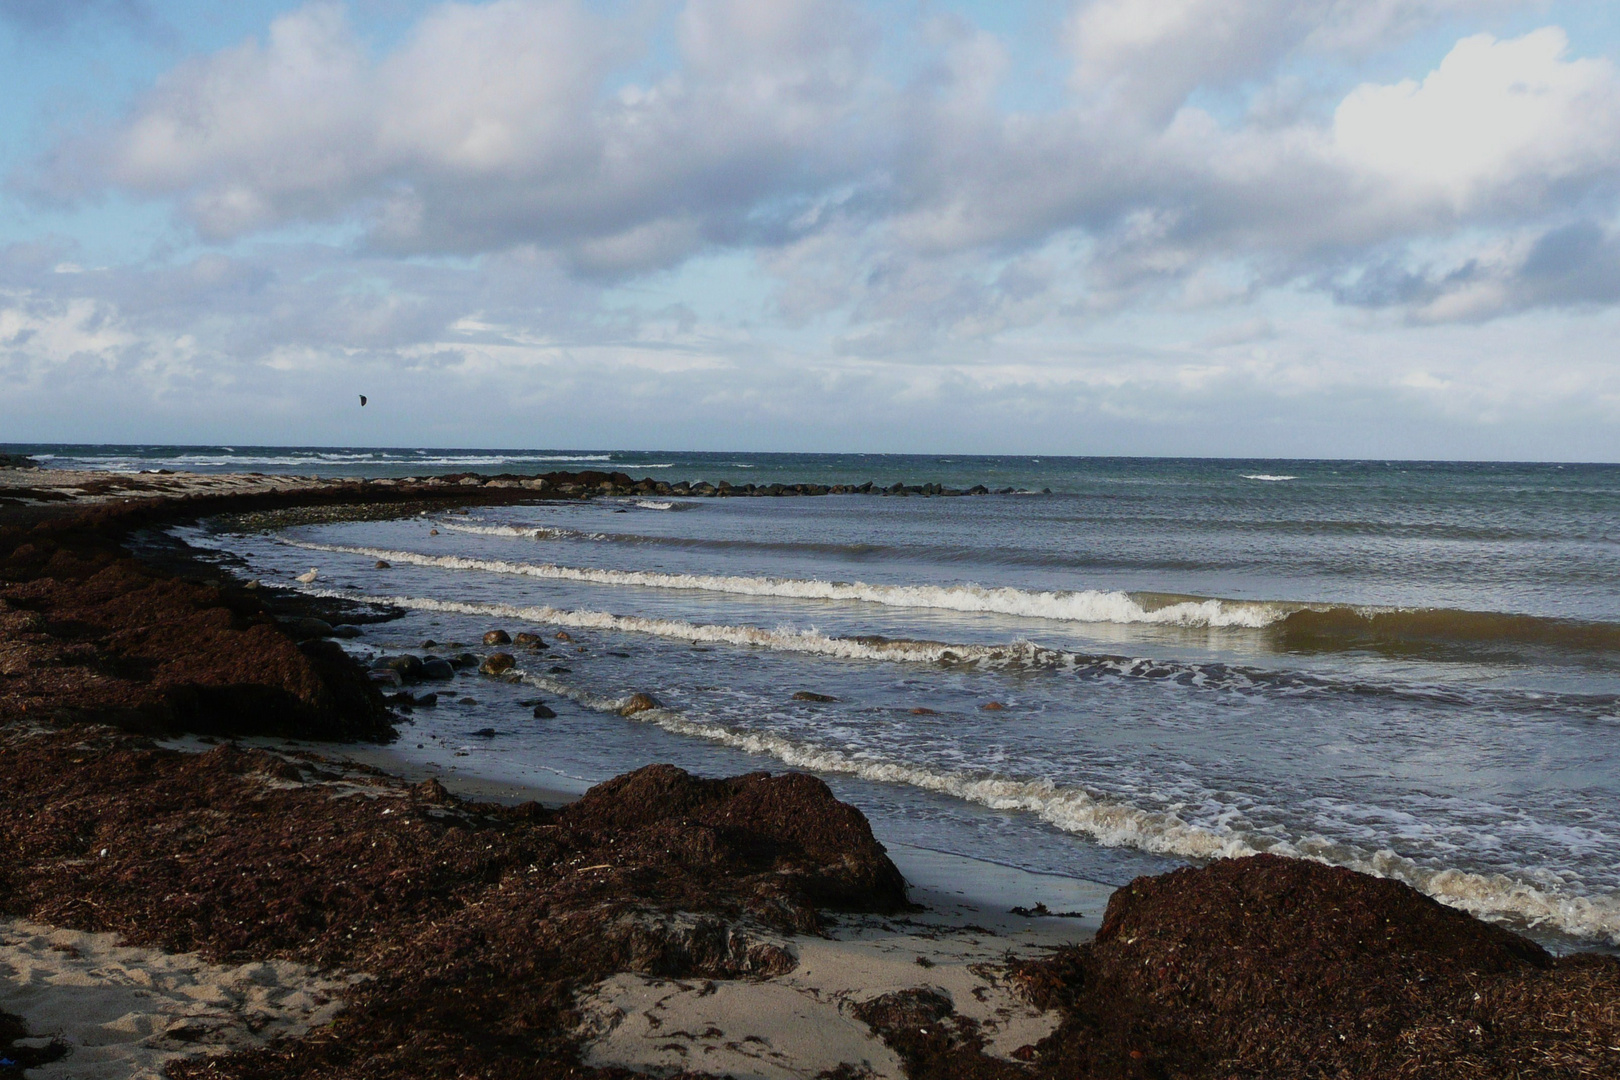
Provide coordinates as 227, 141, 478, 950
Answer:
14, 445, 1620, 951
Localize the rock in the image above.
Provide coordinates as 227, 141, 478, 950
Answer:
368, 668, 403, 687
422, 640, 438, 648
548, 665, 572, 674
472, 727, 498, 737
980, 701, 1007, 711
909, 707, 938, 715
285, 617, 334, 639
555, 631, 573, 642
414, 693, 438, 707
532, 704, 557, 719
619, 692, 661, 716
792, 691, 838, 702
373, 654, 424, 681
513, 632, 548, 649
450, 652, 480, 669
480, 653, 516, 675
420, 659, 456, 681
329, 624, 363, 638
374, 559, 391, 569
429, 528, 439, 535
459, 476, 482, 486
483, 630, 512, 645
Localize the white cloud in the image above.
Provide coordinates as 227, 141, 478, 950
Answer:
1333, 28, 1620, 212
1068, 0, 1524, 122
74, 0, 879, 267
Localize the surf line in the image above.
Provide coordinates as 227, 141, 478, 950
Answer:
294, 584, 1048, 666
278, 538, 1293, 629
513, 670, 1620, 946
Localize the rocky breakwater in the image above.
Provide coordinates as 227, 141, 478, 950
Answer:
0, 723, 913, 1078
425, 468, 1036, 499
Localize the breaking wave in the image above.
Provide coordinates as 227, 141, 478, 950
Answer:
281, 539, 1292, 629
519, 672, 1620, 945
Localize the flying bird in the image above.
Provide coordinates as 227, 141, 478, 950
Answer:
359, 395, 368, 407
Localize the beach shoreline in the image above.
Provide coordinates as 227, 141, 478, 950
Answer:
4, 464, 1619, 1078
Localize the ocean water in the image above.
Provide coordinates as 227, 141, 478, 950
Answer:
29, 446, 1620, 949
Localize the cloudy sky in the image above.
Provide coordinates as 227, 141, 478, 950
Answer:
3, 0, 1620, 459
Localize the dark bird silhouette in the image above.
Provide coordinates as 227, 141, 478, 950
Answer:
359, 395, 368, 407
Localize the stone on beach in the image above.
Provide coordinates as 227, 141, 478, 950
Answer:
483, 630, 511, 645
532, 704, 557, 719
792, 691, 838, 702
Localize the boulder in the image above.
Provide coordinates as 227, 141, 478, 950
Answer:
792, 691, 838, 703
480, 653, 516, 676
619, 692, 661, 716
483, 630, 511, 645
372, 654, 424, 681
532, 704, 557, 719
513, 632, 548, 649
420, 659, 455, 681
329, 624, 363, 638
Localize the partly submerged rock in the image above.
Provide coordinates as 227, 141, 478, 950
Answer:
618, 693, 660, 716
479, 653, 516, 676
483, 630, 511, 646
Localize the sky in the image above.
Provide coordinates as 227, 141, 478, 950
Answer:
3, 0, 1620, 459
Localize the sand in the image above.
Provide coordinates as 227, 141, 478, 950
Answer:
575, 863, 1112, 1079
0, 918, 359, 1080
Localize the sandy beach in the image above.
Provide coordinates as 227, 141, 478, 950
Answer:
3, 464, 1619, 1079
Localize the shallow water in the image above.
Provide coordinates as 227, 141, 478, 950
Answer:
141, 450, 1620, 950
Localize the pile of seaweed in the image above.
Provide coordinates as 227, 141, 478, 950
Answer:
853, 854, 1620, 1079
0, 724, 910, 1078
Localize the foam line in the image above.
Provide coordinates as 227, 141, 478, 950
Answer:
282, 538, 1292, 629
519, 671, 1620, 945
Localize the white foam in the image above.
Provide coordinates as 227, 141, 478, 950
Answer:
634, 501, 675, 510
284, 539, 1292, 630
1242, 474, 1298, 481
297, 585, 1033, 666
516, 672, 1620, 945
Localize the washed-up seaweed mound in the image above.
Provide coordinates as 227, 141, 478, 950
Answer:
0, 524, 392, 741
558, 764, 912, 919
0, 727, 910, 1078
855, 854, 1620, 1079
